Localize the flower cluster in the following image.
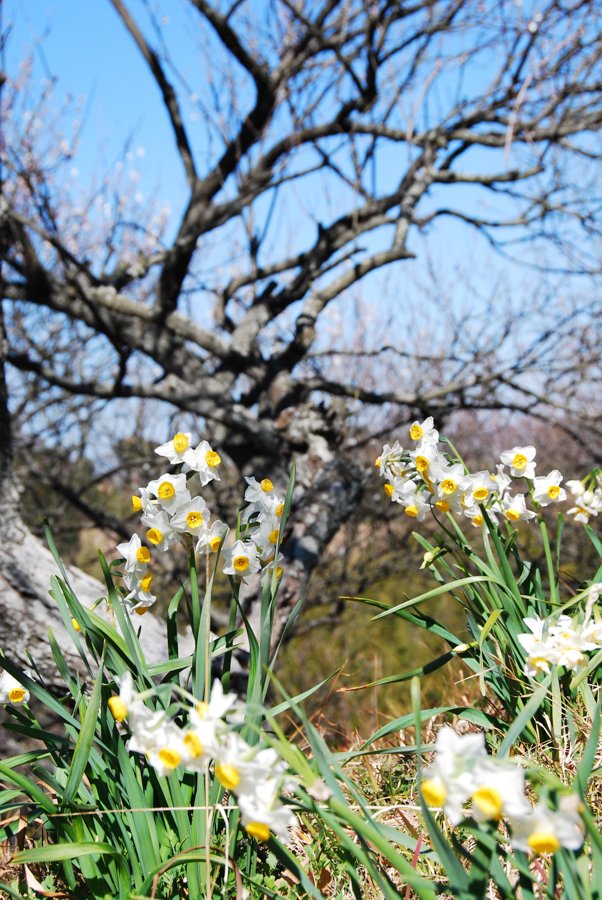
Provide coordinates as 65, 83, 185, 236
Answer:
420, 727, 584, 854
565, 474, 602, 524
116, 433, 285, 613
108, 673, 296, 843
376, 418, 581, 527
518, 585, 602, 676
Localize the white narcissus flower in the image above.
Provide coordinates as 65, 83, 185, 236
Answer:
222, 539, 261, 580
154, 432, 193, 465
465, 470, 497, 505
244, 476, 275, 505
533, 470, 566, 506
508, 798, 584, 855
410, 441, 445, 480
0, 670, 30, 705
107, 671, 148, 724
146, 472, 191, 513
214, 732, 282, 798
383, 474, 411, 503
237, 775, 297, 844
183, 440, 222, 486
195, 519, 228, 554
469, 759, 530, 822
131, 486, 152, 514
140, 508, 181, 551
565, 479, 602, 523
374, 441, 404, 478
116, 533, 151, 575
189, 680, 242, 729
409, 416, 439, 445
169, 496, 211, 535
500, 445, 537, 479
254, 517, 283, 558
398, 485, 431, 521
501, 492, 536, 522
432, 462, 470, 503
123, 573, 157, 615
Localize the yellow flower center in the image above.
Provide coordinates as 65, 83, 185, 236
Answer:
140, 573, 152, 593
473, 487, 489, 501
209, 536, 222, 552
528, 831, 560, 855
158, 481, 175, 500
260, 478, 273, 492
421, 778, 447, 807
108, 696, 127, 722
547, 485, 560, 499
472, 514, 483, 526
146, 528, 164, 546
276, 503, 285, 517
269, 529, 280, 545
183, 732, 203, 758
233, 555, 249, 572
205, 450, 221, 467
216, 762, 240, 791
384, 483, 394, 497
173, 432, 189, 453
134, 606, 149, 616
136, 547, 151, 564
410, 424, 423, 441
441, 479, 457, 495
186, 511, 203, 529
512, 453, 528, 470
505, 509, 520, 522
435, 500, 450, 512
245, 821, 271, 842
530, 656, 549, 672
374, 456, 382, 468
405, 505, 418, 518
158, 748, 180, 770
71, 617, 81, 632
415, 455, 429, 473
472, 786, 503, 820
8, 688, 26, 703
195, 701, 209, 718
131, 495, 143, 511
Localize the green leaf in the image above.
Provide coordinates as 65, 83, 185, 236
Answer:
63, 648, 105, 806
268, 669, 340, 716
498, 678, 550, 757
12, 841, 120, 863
575, 703, 601, 798
372, 575, 501, 618
362, 705, 494, 748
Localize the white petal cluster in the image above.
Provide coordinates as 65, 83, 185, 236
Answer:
375, 419, 580, 528
518, 594, 602, 676
508, 796, 584, 855
565, 476, 602, 524
115, 432, 287, 611
108, 676, 296, 844
421, 726, 584, 854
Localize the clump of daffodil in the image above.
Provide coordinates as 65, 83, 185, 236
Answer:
374, 418, 588, 529
114, 432, 287, 615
